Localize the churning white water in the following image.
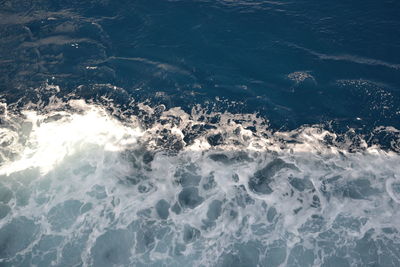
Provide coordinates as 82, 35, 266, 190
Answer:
0, 99, 399, 266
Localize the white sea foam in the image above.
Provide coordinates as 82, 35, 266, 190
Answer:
0, 100, 142, 176
0, 99, 399, 266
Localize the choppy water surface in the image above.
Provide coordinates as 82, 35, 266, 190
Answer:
1, 0, 400, 266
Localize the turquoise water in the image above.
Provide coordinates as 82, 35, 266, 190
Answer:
1, 1, 400, 266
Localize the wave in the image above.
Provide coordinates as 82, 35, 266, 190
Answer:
0, 97, 399, 266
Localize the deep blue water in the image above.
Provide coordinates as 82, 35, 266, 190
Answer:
2, 0, 400, 129
1, 1, 400, 266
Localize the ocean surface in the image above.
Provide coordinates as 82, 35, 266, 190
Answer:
1, 0, 400, 266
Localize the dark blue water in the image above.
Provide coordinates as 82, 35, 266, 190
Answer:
1, 1, 400, 266
2, 0, 400, 129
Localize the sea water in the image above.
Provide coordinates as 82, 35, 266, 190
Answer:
1, 1, 400, 266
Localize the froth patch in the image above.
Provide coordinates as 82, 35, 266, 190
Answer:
1, 98, 399, 175
0, 100, 142, 175
0, 98, 400, 266
386, 177, 400, 204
